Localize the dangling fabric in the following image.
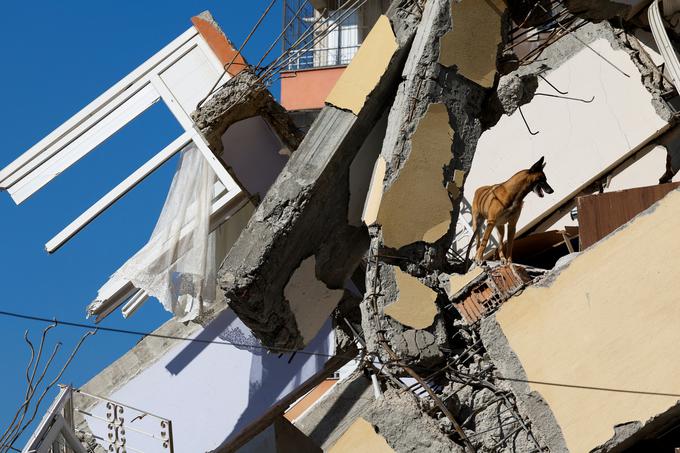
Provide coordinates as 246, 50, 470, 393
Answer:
94, 143, 217, 321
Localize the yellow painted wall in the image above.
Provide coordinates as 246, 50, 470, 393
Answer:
328, 418, 395, 453
495, 190, 680, 452
326, 15, 398, 115
439, 0, 504, 88
384, 267, 437, 329
376, 103, 453, 248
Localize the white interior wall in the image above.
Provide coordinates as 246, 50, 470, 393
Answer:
220, 116, 290, 200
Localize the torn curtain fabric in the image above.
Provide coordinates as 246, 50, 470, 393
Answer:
93, 143, 217, 321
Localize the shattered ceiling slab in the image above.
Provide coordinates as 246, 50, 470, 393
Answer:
376, 103, 453, 249
439, 0, 505, 88
326, 15, 399, 115
216, 1, 422, 350
384, 267, 438, 330
284, 256, 345, 345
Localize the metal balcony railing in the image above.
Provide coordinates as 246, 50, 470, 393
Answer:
286, 44, 361, 70
282, 0, 365, 71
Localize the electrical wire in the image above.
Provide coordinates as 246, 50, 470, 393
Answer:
1, 310, 678, 399
261, 0, 369, 83
0, 309, 349, 361
195, 0, 279, 110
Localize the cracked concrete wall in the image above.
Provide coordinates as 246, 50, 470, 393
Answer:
482, 189, 680, 452
215, 1, 423, 350
193, 69, 304, 155
358, 0, 518, 364
362, 390, 465, 453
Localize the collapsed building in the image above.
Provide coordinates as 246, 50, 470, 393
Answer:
4, 0, 680, 452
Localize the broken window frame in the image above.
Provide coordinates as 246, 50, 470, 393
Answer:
0, 25, 242, 254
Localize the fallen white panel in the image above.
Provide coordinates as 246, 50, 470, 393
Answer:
7, 83, 160, 203
650, 0, 680, 93
159, 44, 223, 113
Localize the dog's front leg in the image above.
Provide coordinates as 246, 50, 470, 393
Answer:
475, 221, 496, 263
496, 224, 506, 263
506, 213, 520, 263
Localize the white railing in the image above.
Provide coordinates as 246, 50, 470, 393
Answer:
286, 44, 361, 70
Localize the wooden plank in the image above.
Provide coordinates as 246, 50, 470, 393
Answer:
577, 182, 680, 249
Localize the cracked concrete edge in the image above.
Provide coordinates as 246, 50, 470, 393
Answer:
612, 28, 675, 122
592, 401, 680, 452
364, 389, 465, 453
480, 315, 569, 453
520, 18, 673, 124
192, 69, 304, 154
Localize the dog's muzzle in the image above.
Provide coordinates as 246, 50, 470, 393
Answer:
534, 181, 554, 198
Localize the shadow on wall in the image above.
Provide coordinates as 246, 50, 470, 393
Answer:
166, 308, 331, 446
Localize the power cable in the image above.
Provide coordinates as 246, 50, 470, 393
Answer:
0, 309, 350, 361
195, 0, 279, 110
1, 310, 678, 398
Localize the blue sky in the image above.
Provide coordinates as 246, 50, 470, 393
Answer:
0, 1, 282, 447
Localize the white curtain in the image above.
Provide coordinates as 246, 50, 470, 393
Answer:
93, 143, 217, 322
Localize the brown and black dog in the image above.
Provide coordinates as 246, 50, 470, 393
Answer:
470, 157, 554, 264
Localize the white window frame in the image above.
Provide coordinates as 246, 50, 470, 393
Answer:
0, 26, 242, 253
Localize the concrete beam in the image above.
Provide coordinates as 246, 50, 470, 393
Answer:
214, 2, 423, 350
192, 69, 304, 155
359, 0, 506, 363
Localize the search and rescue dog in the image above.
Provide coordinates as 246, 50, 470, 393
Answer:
470, 157, 554, 264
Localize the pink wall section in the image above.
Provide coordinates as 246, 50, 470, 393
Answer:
281, 66, 346, 111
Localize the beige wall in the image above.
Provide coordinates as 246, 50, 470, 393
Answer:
328, 418, 394, 453
326, 15, 397, 115
494, 189, 680, 452
439, 0, 504, 88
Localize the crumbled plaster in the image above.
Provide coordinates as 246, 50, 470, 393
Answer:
364, 389, 465, 453
376, 103, 454, 249
442, 267, 484, 299
384, 267, 438, 330
360, 0, 500, 364
439, 0, 506, 88
284, 256, 345, 345
192, 69, 303, 154
362, 156, 387, 225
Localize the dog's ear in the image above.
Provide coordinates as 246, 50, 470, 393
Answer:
530, 156, 545, 172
